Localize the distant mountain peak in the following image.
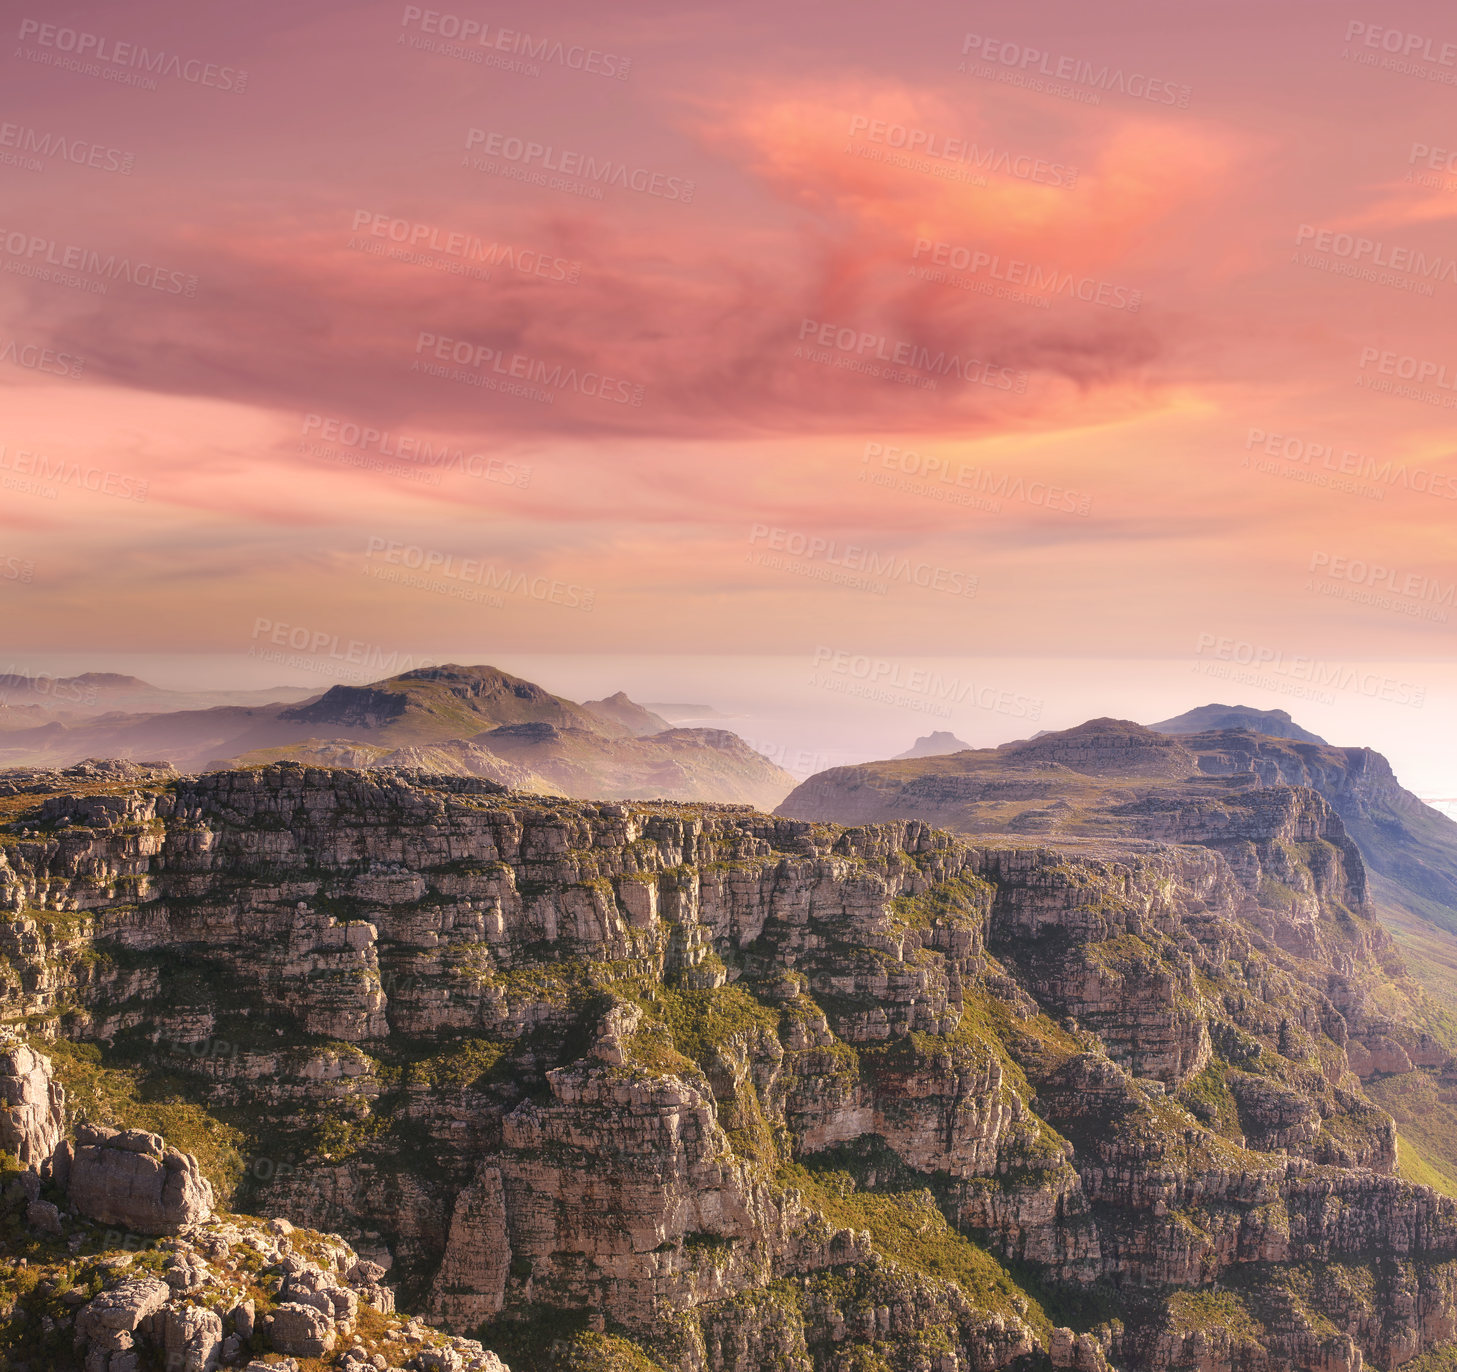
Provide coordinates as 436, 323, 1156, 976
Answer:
998, 718, 1197, 777
1150, 703, 1327, 744
581, 692, 671, 738
0, 662, 795, 809
894, 731, 973, 760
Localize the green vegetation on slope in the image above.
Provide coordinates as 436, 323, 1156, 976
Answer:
35, 1037, 249, 1202
782, 1156, 1051, 1339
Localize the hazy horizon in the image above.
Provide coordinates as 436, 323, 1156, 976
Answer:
5, 651, 1455, 801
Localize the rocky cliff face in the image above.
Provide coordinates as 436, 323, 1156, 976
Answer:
0, 1034, 501, 1371
0, 1033, 65, 1170
0, 763, 1452, 1372
1174, 727, 1457, 927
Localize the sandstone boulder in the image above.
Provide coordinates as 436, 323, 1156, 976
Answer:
279, 1259, 360, 1326
77, 1275, 171, 1370
0, 1034, 65, 1169
162, 1304, 224, 1372
26, 1197, 63, 1234
67, 1124, 214, 1234
267, 1300, 336, 1357
164, 1251, 211, 1294
231, 1296, 255, 1339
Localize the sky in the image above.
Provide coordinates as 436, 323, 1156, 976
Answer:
2, 0, 1456, 786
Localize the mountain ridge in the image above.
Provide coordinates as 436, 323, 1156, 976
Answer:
0, 664, 796, 810
1150, 701, 1328, 743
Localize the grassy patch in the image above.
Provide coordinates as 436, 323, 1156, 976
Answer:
1175, 1059, 1242, 1141
34, 1037, 249, 1202
1395, 1129, 1457, 1196
781, 1158, 1048, 1337
1366, 1070, 1457, 1196
1167, 1287, 1263, 1341
650, 985, 780, 1069
405, 1037, 509, 1091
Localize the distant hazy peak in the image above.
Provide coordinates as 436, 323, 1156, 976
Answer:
1149, 703, 1327, 744
0, 671, 154, 691
894, 730, 973, 759
998, 717, 1197, 777
581, 691, 672, 737
642, 702, 731, 721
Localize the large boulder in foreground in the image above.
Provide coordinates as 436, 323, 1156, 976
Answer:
67, 1123, 214, 1234
0, 1032, 66, 1169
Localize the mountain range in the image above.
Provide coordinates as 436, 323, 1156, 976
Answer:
0, 664, 795, 810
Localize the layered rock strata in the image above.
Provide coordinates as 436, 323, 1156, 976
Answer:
0, 764, 1451, 1372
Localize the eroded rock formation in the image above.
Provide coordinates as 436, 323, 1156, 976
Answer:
0, 762, 1452, 1372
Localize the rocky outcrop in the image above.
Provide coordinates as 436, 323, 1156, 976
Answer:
266, 1298, 335, 1357
0, 1031, 65, 1169
0, 759, 178, 801
66, 1124, 215, 1235
0, 1035, 507, 1372
53, 1207, 506, 1372
429, 1165, 511, 1328
75, 1274, 172, 1371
